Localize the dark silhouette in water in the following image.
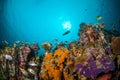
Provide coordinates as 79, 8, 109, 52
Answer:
103, 29, 120, 37
62, 30, 71, 36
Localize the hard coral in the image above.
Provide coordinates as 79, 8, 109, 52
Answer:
111, 37, 120, 54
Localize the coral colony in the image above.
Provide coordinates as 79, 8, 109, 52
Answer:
0, 23, 120, 80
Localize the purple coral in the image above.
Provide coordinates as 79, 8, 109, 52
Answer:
76, 23, 115, 78
75, 56, 115, 78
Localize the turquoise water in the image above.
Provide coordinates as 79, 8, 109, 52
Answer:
0, 0, 120, 54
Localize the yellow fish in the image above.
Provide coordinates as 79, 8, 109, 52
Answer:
96, 16, 102, 20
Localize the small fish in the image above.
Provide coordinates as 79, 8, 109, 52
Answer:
96, 16, 102, 20
99, 23, 105, 28
4, 40, 9, 45
28, 68, 35, 75
65, 41, 68, 43
29, 62, 38, 66
15, 40, 20, 43
52, 38, 58, 41
62, 30, 70, 36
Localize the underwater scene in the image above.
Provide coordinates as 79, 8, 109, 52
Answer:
0, 0, 120, 80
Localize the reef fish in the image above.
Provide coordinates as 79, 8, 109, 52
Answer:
15, 40, 20, 43
4, 40, 9, 45
5, 54, 12, 61
52, 38, 58, 41
28, 68, 35, 75
62, 30, 71, 36
29, 61, 38, 67
96, 16, 102, 20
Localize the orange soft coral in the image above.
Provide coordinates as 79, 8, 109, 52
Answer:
54, 48, 63, 57
43, 53, 53, 62
58, 53, 68, 65
53, 67, 62, 80
54, 47, 70, 65
42, 63, 55, 79
45, 64, 50, 71
40, 72, 49, 80
54, 47, 69, 57
40, 66, 49, 80
47, 66, 54, 79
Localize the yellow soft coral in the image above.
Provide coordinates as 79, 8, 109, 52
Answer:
40, 72, 49, 80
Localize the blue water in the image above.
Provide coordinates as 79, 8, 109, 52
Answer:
0, 0, 120, 54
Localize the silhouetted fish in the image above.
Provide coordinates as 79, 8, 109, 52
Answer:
62, 30, 70, 36
52, 38, 58, 41
64, 41, 68, 43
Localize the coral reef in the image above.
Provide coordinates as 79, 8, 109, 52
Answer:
0, 42, 42, 80
40, 23, 117, 80
0, 22, 120, 80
